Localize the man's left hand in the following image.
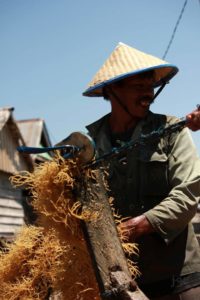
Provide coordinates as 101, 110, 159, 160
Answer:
118, 215, 155, 241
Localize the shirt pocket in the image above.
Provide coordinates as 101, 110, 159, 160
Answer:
139, 150, 170, 197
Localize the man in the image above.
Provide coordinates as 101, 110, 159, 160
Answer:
83, 42, 200, 299
187, 107, 200, 131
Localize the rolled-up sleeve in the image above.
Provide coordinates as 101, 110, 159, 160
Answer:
144, 127, 200, 244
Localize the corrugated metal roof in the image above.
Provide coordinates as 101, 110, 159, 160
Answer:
0, 107, 33, 171
17, 119, 43, 147
0, 109, 10, 130
17, 119, 52, 147
17, 118, 52, 162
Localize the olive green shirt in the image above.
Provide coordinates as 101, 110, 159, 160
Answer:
86, 111, 200, 284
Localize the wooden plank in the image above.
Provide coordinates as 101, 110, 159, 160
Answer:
0, 198, 23, 209
0, 206, 24, 217
0, 189, 22, 200
79, 168, 148, 300
0, 223, 22, 234
0, 216, 24, 225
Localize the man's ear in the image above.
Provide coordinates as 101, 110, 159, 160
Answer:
102, 86, 110, 101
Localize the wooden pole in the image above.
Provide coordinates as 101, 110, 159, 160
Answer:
79, 168, 149, 300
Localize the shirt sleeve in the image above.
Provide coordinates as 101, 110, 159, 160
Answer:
144, 127, 200, 244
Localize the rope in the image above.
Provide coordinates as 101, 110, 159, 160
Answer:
162, 0, 188, 59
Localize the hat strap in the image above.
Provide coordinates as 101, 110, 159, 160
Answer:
107, 86, 134, 120
152, 82, 168, 101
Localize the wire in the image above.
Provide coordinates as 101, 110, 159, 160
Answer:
162, 0, 188, 60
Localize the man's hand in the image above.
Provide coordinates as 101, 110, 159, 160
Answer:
118, 215, 155, 241
186, 108, 200, 131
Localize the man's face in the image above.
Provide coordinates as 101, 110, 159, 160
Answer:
109, 75, 154, 118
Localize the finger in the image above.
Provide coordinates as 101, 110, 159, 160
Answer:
120, 223, 135, 231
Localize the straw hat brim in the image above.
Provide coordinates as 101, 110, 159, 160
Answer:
83, 64, 178, 97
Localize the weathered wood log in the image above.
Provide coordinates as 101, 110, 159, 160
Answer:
79, 168, 148, 300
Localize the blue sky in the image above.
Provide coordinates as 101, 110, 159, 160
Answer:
0, 0, 200, 152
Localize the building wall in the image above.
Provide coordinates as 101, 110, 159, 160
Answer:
0, 120, 31, 238
0, 171, 25, 238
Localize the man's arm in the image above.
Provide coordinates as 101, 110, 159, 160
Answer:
144, 128, 200, 244
119, 128, 200, 244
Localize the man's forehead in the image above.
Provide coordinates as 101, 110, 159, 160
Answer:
115, 75, 154, 86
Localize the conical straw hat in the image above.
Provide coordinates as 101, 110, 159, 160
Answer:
83, 42, 178, 97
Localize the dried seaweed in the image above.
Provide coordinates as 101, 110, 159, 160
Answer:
0, 153, 139, 299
